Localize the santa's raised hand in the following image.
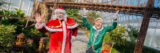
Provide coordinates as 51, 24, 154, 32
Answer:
35, 13, 43, 26
35, 13, 43, 23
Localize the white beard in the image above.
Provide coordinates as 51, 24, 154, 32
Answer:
51, 15, 64, 20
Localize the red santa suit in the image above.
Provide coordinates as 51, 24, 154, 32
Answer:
35, 8, 78, 53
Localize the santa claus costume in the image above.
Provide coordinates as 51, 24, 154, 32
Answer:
35, 7, 78, 53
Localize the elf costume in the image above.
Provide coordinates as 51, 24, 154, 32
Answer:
83, 16, 117, 53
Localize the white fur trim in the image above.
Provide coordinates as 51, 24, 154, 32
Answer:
54, 9, 66, 14
93, 26, 104, 31
67, 23, 78, 29
83, 16, 87, 18
61, 21, 67, 53
35, 23, 45, 29
51, 15, 68, 21
72, 36, 76, 39
51, 15, 57, 20
53, 9, 68, 21
93, 26, 104, 39
43, 24, 63, 32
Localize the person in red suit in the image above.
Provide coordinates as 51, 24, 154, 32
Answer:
35, 7, 78, 53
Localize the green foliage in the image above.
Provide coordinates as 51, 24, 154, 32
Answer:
103, 34, 112, 42
14, 8, 26, 17
0, 8, 47, 52
102, 35, 120, 53
1, 17, 26, 34
66, 9, 83, 27
111, 26, 160, 53
70, 0, 76, 2
86, 11, 100, 25
111, 48, 120, 53
0, 8, 27, 52
25, 41, 37, 53
0, 9, 15, 16
102, 26, 128, 53
0, 0, 8, 6
104, 26, 128, 46
66, 9, 81, 20
24, 28, 47, 38
113, 41, 135, 53
127, 25, 139, 42
142, 46, 160, 53
0, 25, 16, 52
46, 38, 50, 50
0, 8, 26, 17
1, 8, 27, 34
87, 11, 100, 19
114, 41, 160, 53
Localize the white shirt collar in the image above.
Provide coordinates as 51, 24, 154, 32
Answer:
93, 26, 104, 31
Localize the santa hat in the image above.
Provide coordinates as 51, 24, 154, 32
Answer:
52, 7, 67, 21
54, 7, 66, 14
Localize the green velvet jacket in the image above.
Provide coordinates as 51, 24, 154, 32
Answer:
83, 16, 117, 53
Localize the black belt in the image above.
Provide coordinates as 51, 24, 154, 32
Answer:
86, 47, 96, 53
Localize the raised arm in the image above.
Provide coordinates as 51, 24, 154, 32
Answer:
105, 17, 117, 32
81, 8, 93, 29
35, 13, 48, 33
82, 16, 93, 29
105, 21, 117, 32
35, 23, 48, 33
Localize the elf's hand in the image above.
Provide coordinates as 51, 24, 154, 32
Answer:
113, 17, 117, 21
113, 10, 119, 21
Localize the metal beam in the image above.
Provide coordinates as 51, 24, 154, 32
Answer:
45, 2, 160, 15
134, 0, 155, 53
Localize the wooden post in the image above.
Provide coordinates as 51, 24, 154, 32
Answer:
134, 0, 154, 53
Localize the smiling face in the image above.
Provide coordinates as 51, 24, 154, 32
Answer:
56, 12, 64, 19
95, 19, 102, 30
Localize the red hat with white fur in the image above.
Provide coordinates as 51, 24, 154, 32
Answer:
52, 7, 67, 21
54, 7, 66, 14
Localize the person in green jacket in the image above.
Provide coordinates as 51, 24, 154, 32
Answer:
82, 8, 117, 53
